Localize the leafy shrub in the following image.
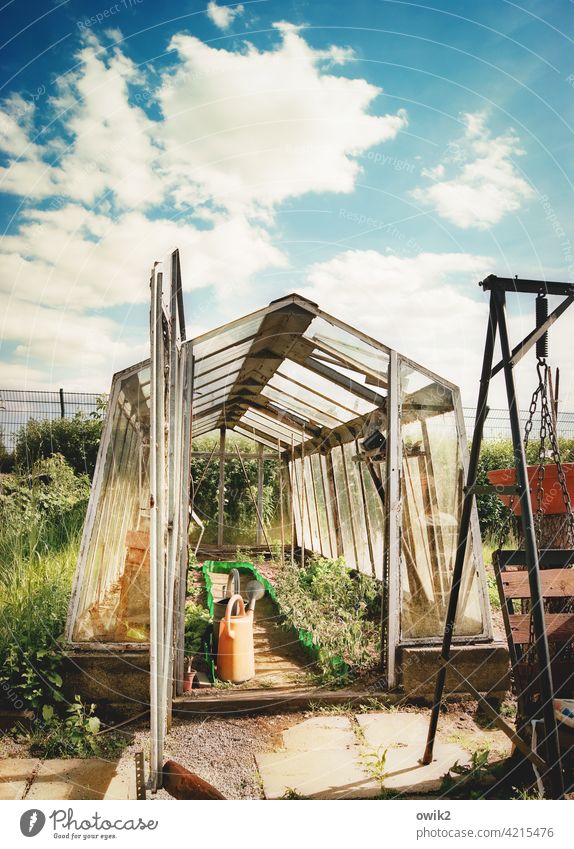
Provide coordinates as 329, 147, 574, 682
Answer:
0, 456, 87, 710
22, 697, 124, 759
274, 556, 381, 681
0, 454, 90, 568
15, 412, 103, 478
184, 600, 211, 656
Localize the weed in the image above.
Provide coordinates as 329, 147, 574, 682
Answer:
361, 745, 389, 788
281, 787, 308, 799
21, 697, 126, 759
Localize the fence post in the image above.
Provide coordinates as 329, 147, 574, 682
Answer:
59, 388, 65, 418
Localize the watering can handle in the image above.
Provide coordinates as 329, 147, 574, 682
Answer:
224, 594, 245, 640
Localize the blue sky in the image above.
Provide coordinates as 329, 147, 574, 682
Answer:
0, 0, 573, 406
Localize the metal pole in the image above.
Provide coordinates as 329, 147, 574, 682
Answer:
384, 350, 400, 688
217, 427, 226, 548
493, 289, 564, 798
59, 388, 65, 418
423, 293, 498, 765
290, 435, 295, 564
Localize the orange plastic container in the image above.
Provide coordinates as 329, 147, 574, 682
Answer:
216, 594, 255, 683
487, 464, 574, 516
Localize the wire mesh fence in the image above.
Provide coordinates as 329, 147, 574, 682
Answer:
2, 390, 574, 455
0, 389, 104, 452
463, 407, 574, 441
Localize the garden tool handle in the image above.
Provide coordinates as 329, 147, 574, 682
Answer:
224, 594, 245, 640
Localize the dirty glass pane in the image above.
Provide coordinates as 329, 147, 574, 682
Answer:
311, 454, 335, 558
280, 360, 377, 417
331, 446, 358, 570
193, 339, 253, 378
303, 456, 321, 553
303, 315, 389, 383
289, 460, 304, 548
398, 361, 484, 640
268, 373, 348, 423
261, 384, 341, 428
361, 460, 385, 580
192, 315, 262, 362
70, 363, 151, 643
241, 409, 304, 443
342, 442, 372, 576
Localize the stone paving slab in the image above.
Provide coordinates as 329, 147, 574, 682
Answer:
0, 758, 40, 800
257, 711, 474, 799
281, 715, 357, 752
357, 712, 471, 793
26, 759, 132, 800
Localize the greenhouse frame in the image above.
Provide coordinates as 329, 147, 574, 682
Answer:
65, 250, 493, 787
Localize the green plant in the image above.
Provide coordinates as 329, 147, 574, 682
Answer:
184, 600, 211, 656
0, 456, 85, 710
281, 787, 308, 799
274, 555, 381, 682
441, 747, 494, 798
361, 745, 389, 788
22, 697, 125, 759
15, 412, 103, 478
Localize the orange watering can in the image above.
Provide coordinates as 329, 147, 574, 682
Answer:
216, 594, 255, 683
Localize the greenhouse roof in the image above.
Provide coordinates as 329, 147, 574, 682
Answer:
188, 293, 456, 454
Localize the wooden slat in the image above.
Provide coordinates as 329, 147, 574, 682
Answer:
509, 613, 574, 644
497, 549, 574, 568
501, 569, 574, 599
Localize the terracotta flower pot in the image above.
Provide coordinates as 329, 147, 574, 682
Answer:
487, 464, 574, 516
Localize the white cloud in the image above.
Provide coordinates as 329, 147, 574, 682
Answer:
206, 1, 244, 30
0, 205, 287, 310
158, 27, 408, 213
412, 112, 533, 229
299, 249, 492, 401
0, 25, 409, 389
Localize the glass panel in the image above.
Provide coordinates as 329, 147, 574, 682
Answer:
241, 409, 304, 443
234, 426, 279, 450
342, 441, 372, 576
331, 446, 357, 570
303, 455, 321, 553
193, 339, 253, 378
193, 315, 263, 361
269, 372, 349, 423
194, 362, 243, 390
280, 360, 376, 416
261, 385, 341, 428
311, 454, 335, 557
361, 460, 385, 580
303, 315, 389, 382
398, 361, 484, 640
70, 364, 151, 643
194, 369, 240, 399
289, 460, 304, 548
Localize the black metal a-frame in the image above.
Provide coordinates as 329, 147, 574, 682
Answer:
423, 275, 574, 800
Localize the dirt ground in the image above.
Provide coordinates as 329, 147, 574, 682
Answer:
114, 699, 516, 800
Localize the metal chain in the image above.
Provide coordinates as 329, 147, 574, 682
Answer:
539, 362, 574, 545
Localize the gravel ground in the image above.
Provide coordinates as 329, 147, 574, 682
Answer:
118, 713, 304, 800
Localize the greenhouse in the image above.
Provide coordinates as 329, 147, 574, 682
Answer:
66, 250, 493, 707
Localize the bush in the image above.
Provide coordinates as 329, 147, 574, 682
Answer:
0, 456, 87, 710
14, 412, 103, 478
274, 556, 381, 682
0, 454, 90, 568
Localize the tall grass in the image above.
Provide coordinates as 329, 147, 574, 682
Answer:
0, 456, 88, 709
